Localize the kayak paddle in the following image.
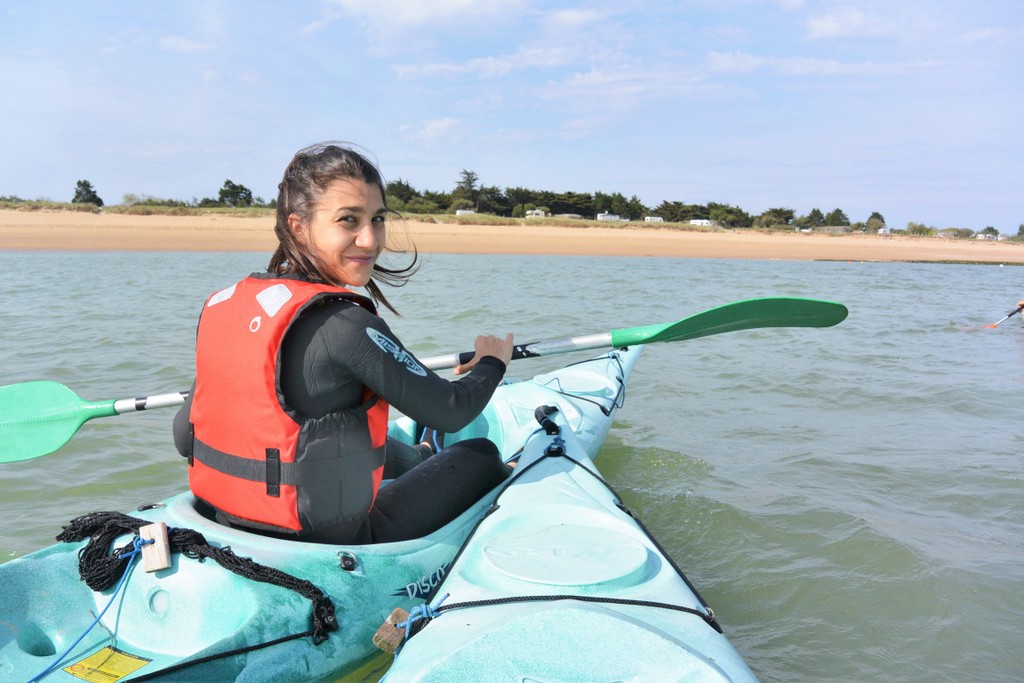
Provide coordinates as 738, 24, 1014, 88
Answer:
986, 303, 1024, 328
0, 383, 189, 463
421, 296, 848, 370
0, 296, 847, 463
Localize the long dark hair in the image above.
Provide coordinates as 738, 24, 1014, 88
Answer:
267, 142, 417, 313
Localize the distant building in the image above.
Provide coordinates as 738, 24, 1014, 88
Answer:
689, 219, 711, 227
597, 212, 620, 221
525, 209, 547, 218
455, 209, 475, 216
644, 216, 664, 222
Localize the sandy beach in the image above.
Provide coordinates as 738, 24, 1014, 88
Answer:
2, 209, 1023, 263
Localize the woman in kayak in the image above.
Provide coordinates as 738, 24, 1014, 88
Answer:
173, 142, 513, 544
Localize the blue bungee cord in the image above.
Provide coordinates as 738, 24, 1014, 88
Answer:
394, 593, 450, 652
26, 535, 153, 683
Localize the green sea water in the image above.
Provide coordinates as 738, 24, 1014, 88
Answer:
1, 251, 1022, 681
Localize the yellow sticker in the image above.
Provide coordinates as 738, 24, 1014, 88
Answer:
63, 646, 152, 682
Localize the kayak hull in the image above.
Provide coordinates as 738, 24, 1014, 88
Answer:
0, 349, 635, 682
381, 348, 758, 682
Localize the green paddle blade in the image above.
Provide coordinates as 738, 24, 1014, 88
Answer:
610, 297, 848, 347
0, 381, 117, 463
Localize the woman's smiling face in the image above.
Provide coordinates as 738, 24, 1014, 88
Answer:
289, 178, 387, 287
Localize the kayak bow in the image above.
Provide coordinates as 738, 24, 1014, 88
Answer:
380, 348, 758, 682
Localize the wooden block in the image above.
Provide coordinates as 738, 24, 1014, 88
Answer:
139, 522, 172, 572
372, 607, 409, 654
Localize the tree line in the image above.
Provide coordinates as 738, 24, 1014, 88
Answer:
65, 179, 270, 210
387, 169, 891, 231
39, 173, 1019, 237
61, 173, 884, 229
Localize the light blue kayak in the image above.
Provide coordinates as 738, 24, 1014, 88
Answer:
381, 346, 758, 682
0, 348, 637, 682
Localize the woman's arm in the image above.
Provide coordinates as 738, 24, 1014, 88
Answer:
304, 303, 508, 432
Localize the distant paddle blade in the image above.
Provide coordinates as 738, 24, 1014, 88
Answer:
0, 381, 115, 463
610, 298, 848, 347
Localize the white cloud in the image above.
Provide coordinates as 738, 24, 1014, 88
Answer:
805, 8, 896, 39
395, 45, 579, 80
545, 7, 611, 29
551, 65, 703, 102
399, 117, 464, 145
706, 50, 897, 77
308, 0, 525, 32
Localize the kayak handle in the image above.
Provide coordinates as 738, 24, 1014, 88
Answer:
534, 405, 561, 435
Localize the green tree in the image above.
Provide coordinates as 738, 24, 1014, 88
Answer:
477, 185, 511, 215
549, 191, 593, 216
609, 192, 630, 219
506, 186, 537, 218
707, 202, 752, 228
72, 179, 103, 207
980, 226, 999, 236
651, 201, 682, 222
866, 211, 886, 233
906, 221, 935, 236
824, 208, 849, 225
387, 178, 420, 204
218, 180, 253, 207
794, 208, 824, 228
404, 197, 442, 214
624, 195, 648, 221
592, 191, 613, 215
505, 186, 535, 208
651, 201, 709, 223
754, 207, 795, 228
452, 169, 479, 208
421, 189, 451, 212
1017, 224, 1024, 237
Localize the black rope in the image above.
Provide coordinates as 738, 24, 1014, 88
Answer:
435, 593, 716, 626
55, 511, 338, 678
128, 630, 314, 682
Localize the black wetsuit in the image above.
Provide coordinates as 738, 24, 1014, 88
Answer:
174, 297, 509, 544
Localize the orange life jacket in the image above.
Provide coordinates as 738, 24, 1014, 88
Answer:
188, 274, 389, 534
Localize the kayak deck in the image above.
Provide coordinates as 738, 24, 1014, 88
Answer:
381, 349, 758, 682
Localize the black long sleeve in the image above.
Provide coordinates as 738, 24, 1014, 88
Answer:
278, 299, 505, 431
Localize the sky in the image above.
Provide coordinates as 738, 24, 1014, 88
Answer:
1, 0, 1022, 232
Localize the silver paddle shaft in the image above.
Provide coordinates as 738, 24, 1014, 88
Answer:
421, 333, 614, 371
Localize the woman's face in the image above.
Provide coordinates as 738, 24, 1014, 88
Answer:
290, 178, 387, 287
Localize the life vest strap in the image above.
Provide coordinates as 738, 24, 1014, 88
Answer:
193, 443, 299, 490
